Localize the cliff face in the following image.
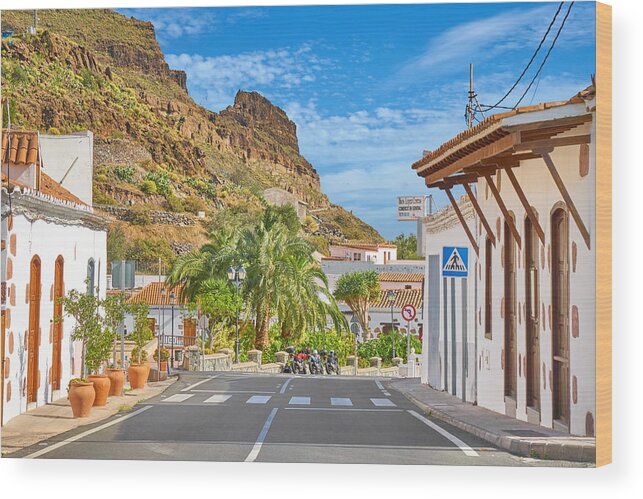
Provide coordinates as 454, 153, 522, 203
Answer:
1, 8, 383, 258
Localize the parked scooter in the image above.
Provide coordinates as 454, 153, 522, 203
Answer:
293, 349, 308, 374
308, 349, 322, 374
283, 346, 296, 373
325, 350, 340, 375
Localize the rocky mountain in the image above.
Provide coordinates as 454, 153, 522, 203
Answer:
1, 9, 383, 269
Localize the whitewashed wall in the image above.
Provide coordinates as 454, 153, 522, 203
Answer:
2, 212, 106, 424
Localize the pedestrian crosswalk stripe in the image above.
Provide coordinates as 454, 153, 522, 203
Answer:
370, 398, 396, 407
289, 396, 311, 405
330, 397, 353, 406
162, 394, 194, 403
246, 395, 271, 404
203, 394, 232, 404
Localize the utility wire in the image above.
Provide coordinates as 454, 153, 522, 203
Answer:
479, 1, 564, 112
512, 1, 574, 108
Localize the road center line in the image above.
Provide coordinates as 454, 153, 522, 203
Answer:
245, 407, 278, 462
181, 376, 217, 392
24, 405, 152, 459
407, 410, 479, 457
279, 377, 293, 394
285, 407, 402, 412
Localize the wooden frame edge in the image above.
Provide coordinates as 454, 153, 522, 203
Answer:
596, 1, 612, 467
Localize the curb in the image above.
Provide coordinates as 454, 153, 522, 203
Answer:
392, 384, 596, 464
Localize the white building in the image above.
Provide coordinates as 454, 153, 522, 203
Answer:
414, 85, 597, 436
328, 242, 397, 264
1, 128, 107, 425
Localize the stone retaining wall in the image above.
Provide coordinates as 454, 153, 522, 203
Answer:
96, 205, 196, 226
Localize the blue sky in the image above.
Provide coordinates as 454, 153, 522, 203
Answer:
119, 2, 596, 239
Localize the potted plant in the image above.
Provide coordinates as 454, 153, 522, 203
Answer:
68, 378, 95, 418
127, 303, 153, 389
153, 347, 170, 371
103, 294, 128, 396
61, 288, 114, 409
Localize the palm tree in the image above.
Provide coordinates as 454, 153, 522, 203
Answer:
276, 252, 347, 343
334, 271, 380, 340
166, 228, 239, 301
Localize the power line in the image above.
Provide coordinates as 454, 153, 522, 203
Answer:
479, 1, 564, 112
512, 1, 574, 108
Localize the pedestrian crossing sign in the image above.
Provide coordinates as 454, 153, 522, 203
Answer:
442, 246, 468, 277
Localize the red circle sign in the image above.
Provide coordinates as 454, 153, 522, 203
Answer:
401, 304, 417, 321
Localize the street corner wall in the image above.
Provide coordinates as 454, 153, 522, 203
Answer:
2, 213, 107, 424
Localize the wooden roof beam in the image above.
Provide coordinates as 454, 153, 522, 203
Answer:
514, 134, 591, 152
503, 166, 546, 244
444, 187, 479, 256
426, 171, 480, 189
463, 183, 496, 247
538, 149, 591, 249
485, 173, 522, 249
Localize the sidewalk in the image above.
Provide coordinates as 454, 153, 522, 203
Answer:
389, 378, 596, 463
1, 377, 176, 455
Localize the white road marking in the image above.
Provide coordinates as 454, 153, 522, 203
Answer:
289, 396, 311, 405
203, 394, 231, 404
192, 389, 275, 394
181, 376, 216, 392
285, 407, 402, 412
245, 407, 278, 462
246, 395, 271, 404
371, 398, 396, 407
331, 397, 353, 406
162, 393, 194, 403
278, 377, 293, 394
383, 391, 391, 396
375, 380, 385, 390
24, 406, 152, 459
407, 410, 479, 457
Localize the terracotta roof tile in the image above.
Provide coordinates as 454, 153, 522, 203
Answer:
332, 242, 397, 251
372, 289, 422, 309
127, 282, 188, 306
2, 129, 39, 166
378, 272, 424, 283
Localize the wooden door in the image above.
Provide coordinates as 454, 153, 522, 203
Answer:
525, 219, 540, 411
183, 318, 196, 347
27, 256, 41, 403
51, 256, 64, 391
552, 208, 570, 426
504, 220, 517, 399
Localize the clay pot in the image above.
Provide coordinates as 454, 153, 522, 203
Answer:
158, 361, 167, 372
128, 363, 149, 389
68, 382, 96, 418
106, 368, 125, 397
88, 374, 111, 406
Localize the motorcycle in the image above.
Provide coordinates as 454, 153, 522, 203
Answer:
308, 350, 322, 374
325, 350, 340, 375
293, 350, 308, 374
282, 346, 296, 373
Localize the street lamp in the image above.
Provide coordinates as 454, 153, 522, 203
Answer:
227, 266, 246, 363
170, 290, 176, 370
387, 290, 397, 360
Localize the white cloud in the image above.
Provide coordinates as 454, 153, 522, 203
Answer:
166, 46, 327, 111
120, 8, 218, 41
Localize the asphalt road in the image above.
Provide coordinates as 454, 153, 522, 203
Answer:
11, 373, 588, 466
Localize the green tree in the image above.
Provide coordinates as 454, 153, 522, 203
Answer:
197, 278, 243, 349
60, 288, 113, 377
107, 224, 127, 262
393, 233, 422, 260
334, 271, 381, 340
128, 303, 152, 365
263, 204, 301, 236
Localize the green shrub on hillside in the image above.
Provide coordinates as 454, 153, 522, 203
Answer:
139, 180, 157, 195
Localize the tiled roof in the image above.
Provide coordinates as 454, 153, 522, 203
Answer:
321, 256, 349, 261
412, 85, 594, 172
2, 128, 88, 207
372, 288, 422, 310
126, 282, 188, 306
332, 242, 397, 251
378, 272, 424, 283
2, 129, 39, 166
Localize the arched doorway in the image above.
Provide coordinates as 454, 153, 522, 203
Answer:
525, 216, 540, 416
551, 207, 570, 428
504, 217, 517, 406
27, 256, 42, 404
52, 256, 64, 392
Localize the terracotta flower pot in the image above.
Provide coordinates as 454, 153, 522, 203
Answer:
158, 361, 167, 372
88, 374, 111, 406
128, 363, 149, 389
106, 368, 125, 397
68, 382, 96, 418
